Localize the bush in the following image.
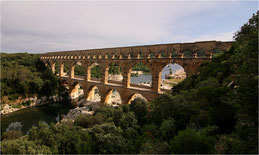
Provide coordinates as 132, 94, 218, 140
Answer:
1, 138, 52, 154
170, 128, 215, 154
1, 130, 23, 140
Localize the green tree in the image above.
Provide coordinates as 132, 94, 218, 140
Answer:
170, 128, 215, 154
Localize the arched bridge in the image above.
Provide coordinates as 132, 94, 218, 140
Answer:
40, 41, 232, 104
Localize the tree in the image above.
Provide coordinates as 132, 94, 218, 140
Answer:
170, 128, 215, 154
129, 98, 148, 125
1, 138, 52, 154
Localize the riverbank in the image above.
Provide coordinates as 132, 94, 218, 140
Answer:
1, 95, 66, 115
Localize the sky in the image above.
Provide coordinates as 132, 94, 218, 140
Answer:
1, 0, 258, 53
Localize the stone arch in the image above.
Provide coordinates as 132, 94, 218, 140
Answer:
129, 62, 152, 88
159, 51, 167, 58
170, 49, 178, 58
197, 49, 206, 57
69, 81, 84, 99
88, 62, 101, 81
160, 62, 186, 90
107, 62, 123, 84
103, 88, 122, 105
72, 61, 85, 79
86, 85, 101, 102
212, 48, 224, 57
127, 93, 148, 104
183, 50, 192, 58
137, 51, 143, 59
148, 52, 155, 58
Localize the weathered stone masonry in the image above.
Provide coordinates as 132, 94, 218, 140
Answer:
40, 41, 232, 104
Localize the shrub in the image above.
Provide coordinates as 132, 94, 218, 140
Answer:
170, 128, 215, 154
1, 130, 23, 140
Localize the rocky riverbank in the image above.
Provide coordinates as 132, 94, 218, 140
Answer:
1, 95, 65, 115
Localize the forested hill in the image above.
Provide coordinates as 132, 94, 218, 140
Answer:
0, 53, 62, 104
1, 12, 258, 154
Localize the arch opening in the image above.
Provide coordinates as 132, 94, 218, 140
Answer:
104, 89, 122, 106
90, 63, 101, 81
54, 62, 60, 75
183, 50, 192, 58
128, 93, 148, 104
74, 62, 85, 79
107, 62, 123, 84
212, 48, 224, 57
197, 49, 206, 57
70, 82, 84, 100
60, 61, 69, 77
130, 63, 152, 89
160, 63, 186, 90
86, 86, 101, 103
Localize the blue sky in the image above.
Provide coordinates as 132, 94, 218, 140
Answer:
1, 0, 258, 53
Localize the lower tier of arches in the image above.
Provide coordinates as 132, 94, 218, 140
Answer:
63, 77, 162, 105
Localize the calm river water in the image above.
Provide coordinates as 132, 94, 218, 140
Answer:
1, 101, 72, 135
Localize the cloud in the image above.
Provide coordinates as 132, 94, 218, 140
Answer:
1, 1, 256, 53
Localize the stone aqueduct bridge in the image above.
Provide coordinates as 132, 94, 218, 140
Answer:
40, 41, 232, 104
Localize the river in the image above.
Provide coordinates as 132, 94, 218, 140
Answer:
1, 101, 73, 135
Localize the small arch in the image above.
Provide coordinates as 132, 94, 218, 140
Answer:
212, 48, 224, 57
137, 52, 143, 59
183, 50, 192, 58
197, 49, 206, 57
159, 51, 167, 58
148, 52, 155, 58
171, 51, 178, 58
127, 93, 148, 104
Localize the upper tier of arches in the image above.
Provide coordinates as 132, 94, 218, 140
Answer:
40, 41, 233, 60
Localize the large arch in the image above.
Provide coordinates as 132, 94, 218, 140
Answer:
103, 88, 122, 105
59, 61, 69, 77
160, 63, 186, 90
72, 61, 85, 79
107, 62, 123, 84
69, 81, 84, 100
85, 85, 101, 102
88, 62, 101, 81
127, 93, 148, 104
129, 62, 152, 89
